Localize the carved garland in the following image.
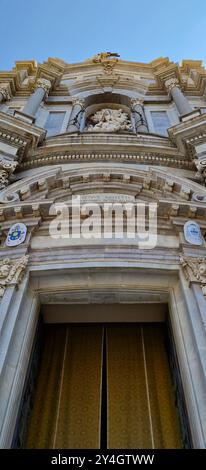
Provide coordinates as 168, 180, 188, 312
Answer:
0, 255, 29, 298
180, 255, 206, 297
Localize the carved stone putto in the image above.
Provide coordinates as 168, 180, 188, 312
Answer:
0, 255, 29, 298
87, 108, 132, 132
180, 255, 206, 297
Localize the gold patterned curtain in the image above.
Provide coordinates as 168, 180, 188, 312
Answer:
107, 325, 182, 449
26, 323, 182, 449
26, 325, 103, 449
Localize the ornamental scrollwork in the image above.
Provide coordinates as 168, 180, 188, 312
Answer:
180, 255, 206, 297
0, 159, 18, 190
0, 85, 11, 101
0, 255, 29, 298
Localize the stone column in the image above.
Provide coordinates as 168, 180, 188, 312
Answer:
131, 98, 148, 133
67, 98, 85, 133
0, 85, 11, 103
22, 78, 52, 118
164, 78, 193, 116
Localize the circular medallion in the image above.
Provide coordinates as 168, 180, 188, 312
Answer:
183, 221, 203, 246
6, 223, 27, 247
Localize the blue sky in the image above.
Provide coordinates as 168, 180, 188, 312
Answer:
1, 0, 206, 70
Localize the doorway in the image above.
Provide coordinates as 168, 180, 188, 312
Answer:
24, 322, 183, 449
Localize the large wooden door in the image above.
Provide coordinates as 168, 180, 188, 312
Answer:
25, 323, 182, 449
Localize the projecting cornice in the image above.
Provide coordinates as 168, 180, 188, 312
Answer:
35, 58, 66, 89
0, 111, 46, 188
0, 112, 46, 154
168, 113, 206, 155
0, 166, 206, 224
1, 56, 206, 97
18, 130, 193, 171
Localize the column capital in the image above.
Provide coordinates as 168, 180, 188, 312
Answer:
35, 78, 52, 96
180, 255, 206, 298
0, 255, 29, 298
0, 84, 11, 101
164, 77, 181, 93
72, 98, 85, 109
130, 98, 144, 108
0, 169, 9, 190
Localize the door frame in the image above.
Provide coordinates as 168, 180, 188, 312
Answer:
0, 265, 206, 448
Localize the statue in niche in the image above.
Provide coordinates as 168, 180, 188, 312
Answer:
86, 108, 132, 132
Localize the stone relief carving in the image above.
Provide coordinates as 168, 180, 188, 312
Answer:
0, 84, 11, 101
85, 52, 120, 74
0, 170, 9, 190
0, 255, 29, 298
90, 52, 120, 63
87, 108, 132, 132
0, 158, 18, 190
194, 157, 206, 186
180, 255, 206, 297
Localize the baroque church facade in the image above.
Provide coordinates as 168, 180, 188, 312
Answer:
0, 53, 206, 449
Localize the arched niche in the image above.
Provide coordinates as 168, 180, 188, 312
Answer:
81, 92, 134, 132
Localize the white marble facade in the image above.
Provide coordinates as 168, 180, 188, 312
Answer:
0, 55, 206, 448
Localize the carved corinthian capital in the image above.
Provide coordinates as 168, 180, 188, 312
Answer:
194, 157, 206, 185
72, 98, 85, 109
180, 255, 206, 297
0, 158, 18, 190
0, 170, 9, 190
0, 84, 11, 101
130, 98, 144, 108
36, 78, 52, 96
0, 255, 29, 298
164, 77, 180, 93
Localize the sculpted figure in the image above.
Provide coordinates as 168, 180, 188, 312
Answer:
90, 52, 120, 63
87, 108, 132, 132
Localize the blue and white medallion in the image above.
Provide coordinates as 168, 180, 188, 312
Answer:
183, 221, 203, 246
6, 223, 27, 247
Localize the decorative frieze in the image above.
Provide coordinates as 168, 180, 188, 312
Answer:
180, 255, 206, 297
20, 151, 193, 170
0, 255, 29, 298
